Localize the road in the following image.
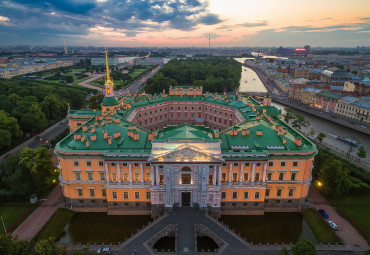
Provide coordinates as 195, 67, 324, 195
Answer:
77, 73, 105, 93
0, 119, 69, 163
118, 65, 162, 95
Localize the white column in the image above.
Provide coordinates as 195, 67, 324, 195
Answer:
129, 163, 132, 183
251, 163, 256, 183
151, 166, 155, 186
239, 163, 244, 183
213, 167, 216, 185
105, 163, 110, 183
218, 165, 222, 186
117, 163, 121, 184
262, 163, 267, 183
140, 163, 144, 184
228, 163, 232, 183
155, 165, 159, 186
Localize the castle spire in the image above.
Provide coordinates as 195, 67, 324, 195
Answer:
104, 47, 114, 97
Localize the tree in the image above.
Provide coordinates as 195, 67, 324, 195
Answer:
0, 234, 31, 255
291, 114, 309, 131
292, 239, 316, 255
89, 94, 105, 110
20, 103, 48, 133
0, 110, 23, 148
65, 75, 74, 83
34, 237, 58, 255
316, 132, 326, 143
308, 128, 315, 137
279, 247, 289, 255
357, 146, 367, 159
7, 94, 23, 105
319, 157, 351, 197
283, 107, 295, 123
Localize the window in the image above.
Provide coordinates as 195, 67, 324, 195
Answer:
221, 192, 226, 199
100, 172, 105, 181
289, 189, 294, 197
87, 172, 93, 181
135, 191, 140, 199
123, 191, 129, 199
146, 191, 151, 199
233, 163, 238, 167
99, 161, 104, 166
77, 189, 83, 197
222, 163, 227, 166
256, 163, 261, 166
145, 172, 151, 181
75, 172, 81, 181
86, 161, 91, 167
112, 173, 117, 181
208, 175, 213, 185
181, 174, 191, 184
111, 163, 116, 167
267, 172, 272, 181
102, 189, 106, 197
232, 192, 238, 199
280, 162, 286, 167
243, 191, 249, 199
255, 192, 260, 199
265, 189, 270, 197
146, 163, 150, 167
277, 189, 282, 197
134, 173, 140, 181
232, 173, 238, 182
244, 173, 249, 182
123, 173, 128, 181
74, 161, 79, 166
232, 203, 236, 206
244, 163, 250, 167
77, 123, 82, 126
268, 162, 274, 167
112, 191, 117, 199
221, 173, 227, 182
159, 175, 164, 184
291, 172, 297, 181
293, 162, 298, 167
255, 173, 260, 182
89, 189, 95, 197
134, 163, 139, 167
279, 172, 284, 181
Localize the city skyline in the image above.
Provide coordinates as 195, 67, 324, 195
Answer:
0, 0, 369, 48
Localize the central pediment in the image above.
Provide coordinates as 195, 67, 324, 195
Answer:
149, 145, 223, 162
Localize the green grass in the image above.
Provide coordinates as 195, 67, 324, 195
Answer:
0, 205, 32, 233
328, 191, 370, 242
301, 208, 341, 244
36, 208, 75, 240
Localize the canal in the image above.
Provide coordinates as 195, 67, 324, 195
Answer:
235, 57, 369, 167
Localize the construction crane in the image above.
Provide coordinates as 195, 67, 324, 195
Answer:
64, 40, 68, 54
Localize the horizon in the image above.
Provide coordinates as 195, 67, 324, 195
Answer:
0, 0, 369, 47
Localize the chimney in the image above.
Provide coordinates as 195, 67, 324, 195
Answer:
114, 131, 121, 138
101, 121, 105, 126
246, 129, 250, 135
214, 129, 219, 139
163, 89, 165, 94
103, 130, 108, 139
127, 130, 133, 138
82, 126, 88, 132
148, 132, 154, 141
91, 128, 95, 133
95, 122, 98, 126
86, 141, 89, 147
242, 129, 246, 136
256, 130, 263, 136
132, 125, 137, 131
229, 129, 234, 135
134, 132, 139, 141
283, 138, 287, 144
294, 137, 302, 146
108, 136, 112, 145
233, 130, 237, 136
81, 136, 85, 142
91, 135, 96, 141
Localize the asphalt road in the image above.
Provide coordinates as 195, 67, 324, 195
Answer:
0, 118, 69, 163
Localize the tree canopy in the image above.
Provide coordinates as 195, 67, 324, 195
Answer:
292, 239, 317, 255
145, 58, 242, 94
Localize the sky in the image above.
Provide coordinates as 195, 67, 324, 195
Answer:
0, 0, 369, 47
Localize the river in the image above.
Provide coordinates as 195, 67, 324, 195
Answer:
234, 58, 370, 167
234, 58, 268, 93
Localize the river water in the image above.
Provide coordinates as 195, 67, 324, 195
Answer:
234, 58, 268, 93
234, 58, 370, 167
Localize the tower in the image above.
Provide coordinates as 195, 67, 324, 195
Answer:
104, 48, 114, 97
64, 40, 68, 55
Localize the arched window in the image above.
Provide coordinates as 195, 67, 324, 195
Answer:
181, 166, 191, 171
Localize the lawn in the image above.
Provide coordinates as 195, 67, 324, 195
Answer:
328, 191, 370, 242
301, 208, 341, 244
36, 208, 75, 240
0, 204, 32, 233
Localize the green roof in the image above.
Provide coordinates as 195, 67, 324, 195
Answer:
155, 124, 218, 142
318, 91, 342, 100
101, 96, 119, 106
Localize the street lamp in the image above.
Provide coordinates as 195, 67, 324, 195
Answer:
317, 181, 322, 187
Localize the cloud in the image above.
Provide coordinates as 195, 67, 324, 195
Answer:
218, 21, 268, 30
0, 15, 9, 22
199, 13, 223, 25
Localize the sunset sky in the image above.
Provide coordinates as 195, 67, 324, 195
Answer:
0, 0, 369, 47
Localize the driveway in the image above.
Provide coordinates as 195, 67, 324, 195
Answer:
78, 73, 105, 92
308, 186, 368, 248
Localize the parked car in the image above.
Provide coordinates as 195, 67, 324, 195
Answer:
97, 248, 112, 254
318, 209, 329, 219
328, 221, 339, 230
